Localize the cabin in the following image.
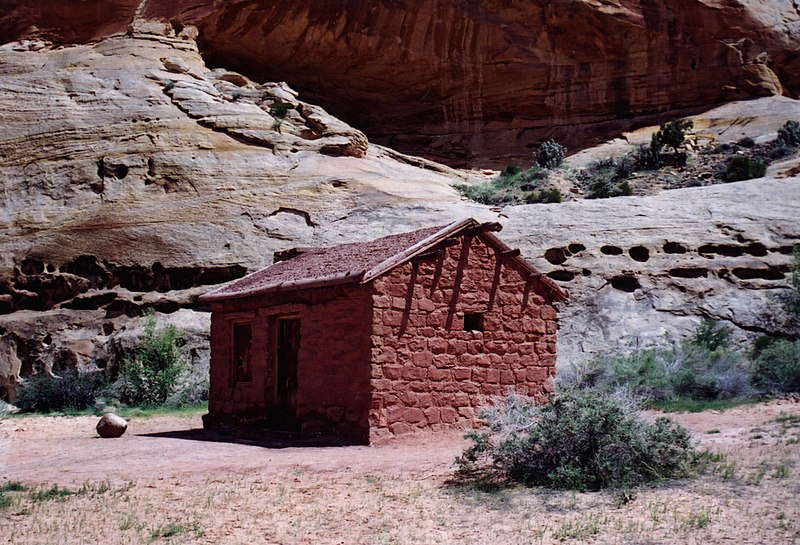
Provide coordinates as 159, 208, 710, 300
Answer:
199, 218, 567, 444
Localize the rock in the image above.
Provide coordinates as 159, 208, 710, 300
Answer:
96, 413, 128, 438
0, 17, 797, 400
2, 1, 798, 165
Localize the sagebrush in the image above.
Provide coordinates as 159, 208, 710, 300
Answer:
559, 321, 752, 403
16, 370, 108, 413
456, 390, 695, 490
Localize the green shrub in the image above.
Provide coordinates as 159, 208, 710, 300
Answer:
561, 321, 752, 403
768, 143, 793, 160
776, 246, 800, 329
0, 400, 15, 419
578, 156, 636, 199
634, 135, 662, 170
722, 155, 767, 182
525, 187, 562, 204
586, 178, 633, 199
737, 136, 756, 148
456, 391, 695, 490
656, 119, 693, 153
693, 319, 732, 351
534, 139, 566, 169
777, 120, 800, 147
115, 313, 185, 407
165, 361, 209, 408
456, 165, 549, 205
500, 163, 522, 178
269, 102, 291, 119
752, 339, 800, 394
16, 370, 108, 413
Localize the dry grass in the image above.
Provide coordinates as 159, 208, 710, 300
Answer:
1, 402, 799, 544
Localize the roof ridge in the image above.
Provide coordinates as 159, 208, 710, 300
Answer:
361, 218, 477, 283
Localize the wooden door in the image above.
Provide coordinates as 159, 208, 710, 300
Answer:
275, 318, 300, 429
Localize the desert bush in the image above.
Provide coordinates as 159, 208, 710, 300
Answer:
525, 187, 562, 204
16, 370, 108, 413
560, 321, 752, 403
751, 339, 800, 394
722, 155, 767, 182
0, 400, 15, 419
586, 178, 633, 199
692, 319, 732, 351
768, 143, 793, 160
776, 246, 800, 329
534, 139, 566, 169
269, 102, 291, 119
500, 163, 522, 178
736, 136, 756, 148
165, 361, 210, 407
634, 135, 662, 170
777, 120, 800, 147
656, 119, 693, 153
115, 313, 185, 407
456, 390, 695, 490
578, 157, 635, 199
456, 166, 549, 205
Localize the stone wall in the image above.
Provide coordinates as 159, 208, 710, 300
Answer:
207, 285, 373, 442
368, 234, 558, 442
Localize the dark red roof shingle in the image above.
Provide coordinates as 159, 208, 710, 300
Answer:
203, 224, 446, 300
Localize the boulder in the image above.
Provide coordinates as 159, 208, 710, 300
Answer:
96, 413, 128, 438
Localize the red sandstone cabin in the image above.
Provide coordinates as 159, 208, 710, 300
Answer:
200, 218, 567, 444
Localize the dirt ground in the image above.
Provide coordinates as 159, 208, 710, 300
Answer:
2, 401, 799, 545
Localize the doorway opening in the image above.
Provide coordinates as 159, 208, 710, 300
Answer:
275, 318, 300, 429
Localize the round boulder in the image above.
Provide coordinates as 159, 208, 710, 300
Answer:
96, 413, 128, 438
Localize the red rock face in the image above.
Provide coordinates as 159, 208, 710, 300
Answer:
2, 0, 798, 165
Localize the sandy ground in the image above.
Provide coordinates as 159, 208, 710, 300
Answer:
1, 400, 799, 544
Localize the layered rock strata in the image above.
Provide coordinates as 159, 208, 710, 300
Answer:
1, 0, 799, 164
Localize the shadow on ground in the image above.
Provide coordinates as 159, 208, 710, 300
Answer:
138, 427, 356, 448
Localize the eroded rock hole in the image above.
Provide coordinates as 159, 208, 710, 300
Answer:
628, 246, 650, 262
698, 243, 768, 258
731, 267, 785, 280
20, 259, 45, 276
547, 270, 576, 282
601, 245, 623, 255
663, 242, 687, 254
567, 243, 586, 255
61, 292, 118, 310
609, 275, 640, 292
544, 248, 568, 265
669, 267, 709, 278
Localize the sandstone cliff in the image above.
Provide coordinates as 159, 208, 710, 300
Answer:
0, 9, 798, 402
1, 0, 798, 165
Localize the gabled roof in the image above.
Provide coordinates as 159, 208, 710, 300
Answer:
200, 219, 567, 302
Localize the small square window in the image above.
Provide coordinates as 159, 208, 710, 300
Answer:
464, 312, 484, 332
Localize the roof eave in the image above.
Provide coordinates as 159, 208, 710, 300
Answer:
199, 270, 365, 303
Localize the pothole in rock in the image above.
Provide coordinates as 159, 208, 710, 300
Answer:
669, 267, 709, 278
544, 248, 568, 265
663, 241, 688, 254
547, 270, 576, 282
698, 243, 768, 258
609, 275, 640, 292
628, 246, 650, 262
600, 245, 623, 255
731, 267, 785, 280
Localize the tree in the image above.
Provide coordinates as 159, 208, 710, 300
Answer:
656, 119, 693, 153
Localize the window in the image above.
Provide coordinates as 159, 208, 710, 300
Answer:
232, 322, 252, 383
464, 312, 484, 332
